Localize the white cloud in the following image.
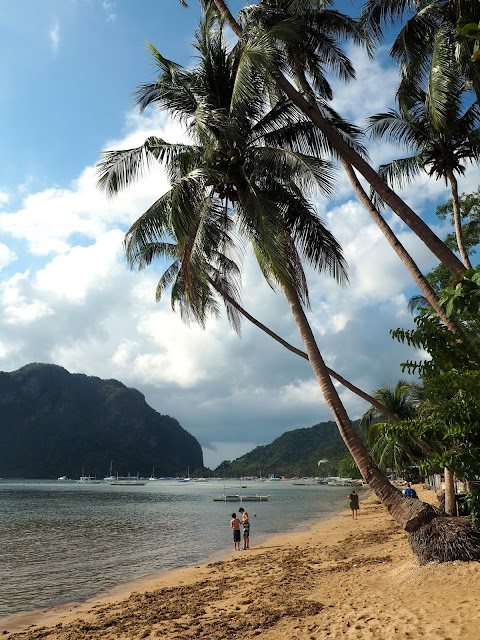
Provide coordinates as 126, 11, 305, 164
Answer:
0, 243, 16, 271
49, 20, 60, 54
0, 113, 179, 256
1, 271, 54, 325
103, 1, 117, 22
35, 230, 125, 303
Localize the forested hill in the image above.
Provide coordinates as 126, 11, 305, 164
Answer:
0, 363, 203, 479
215, 419, 363, 478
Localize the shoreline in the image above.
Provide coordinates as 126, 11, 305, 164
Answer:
0, 492, 351, 634
3, 485, 480, 639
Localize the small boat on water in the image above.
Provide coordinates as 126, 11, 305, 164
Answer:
77, 476, 101, 484
110, 474, 146, 486
104, 461, 116, 482
177, 467, 191, 482
327, 477, 353, 486
57, 475, 68, 481
212, 494, 270, 502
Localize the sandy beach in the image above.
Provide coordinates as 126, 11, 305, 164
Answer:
2, 485, 480, 640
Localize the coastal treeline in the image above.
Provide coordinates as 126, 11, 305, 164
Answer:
215, 420, 364, 479
96, 0, 480, 563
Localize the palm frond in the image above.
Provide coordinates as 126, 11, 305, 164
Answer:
251, 147, 337, 197
96, 138, 198, 196
377, 156, 421, 191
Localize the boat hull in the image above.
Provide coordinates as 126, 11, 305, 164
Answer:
212, 494, 270, 502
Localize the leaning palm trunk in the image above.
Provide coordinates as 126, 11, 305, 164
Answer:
283, 282, 480, 563
446, 170, 473, 269
210, 0, 466, 279
340, 160, 472, 342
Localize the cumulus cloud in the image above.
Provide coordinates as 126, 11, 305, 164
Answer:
0, 243, 16, 271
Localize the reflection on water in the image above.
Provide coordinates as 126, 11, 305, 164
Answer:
0, 479, 358, 618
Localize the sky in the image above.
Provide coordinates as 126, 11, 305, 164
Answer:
1, 1, 478, 470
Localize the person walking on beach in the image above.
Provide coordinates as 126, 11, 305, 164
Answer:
348, 490, 359, 520
230, 512, 241, 551
402, 482, 418, 499
238, 507, 250, 549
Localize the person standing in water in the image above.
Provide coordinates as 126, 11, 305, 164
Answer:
238, 507, 250, 549
230, 512, 241, 551
348, 490, 359, 520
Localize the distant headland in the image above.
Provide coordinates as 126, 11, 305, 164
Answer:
0, 363, 203, 479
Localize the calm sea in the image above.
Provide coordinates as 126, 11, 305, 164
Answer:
0, 479, 359, 619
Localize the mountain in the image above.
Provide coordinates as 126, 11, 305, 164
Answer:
214, 419, 364, 477
0, 363, 203, 479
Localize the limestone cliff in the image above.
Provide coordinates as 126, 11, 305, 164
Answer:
0, 363, 203, 478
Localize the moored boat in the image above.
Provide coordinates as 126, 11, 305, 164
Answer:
77, 476, 101, 484
212, 494, 270, 502
110, 474, 146, 486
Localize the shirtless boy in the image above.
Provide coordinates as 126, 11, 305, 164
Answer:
230, 512, 241, 551
238, 507, 250, 549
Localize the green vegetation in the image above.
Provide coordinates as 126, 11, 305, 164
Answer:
214, 420, 364, 478
365, 185, 480, 524
0, 363, 203, 479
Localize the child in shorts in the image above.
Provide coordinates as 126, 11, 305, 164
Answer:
238, 507, 250, 550
230, 512, 241, 550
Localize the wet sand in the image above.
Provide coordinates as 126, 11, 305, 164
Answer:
2, 485, 480, 640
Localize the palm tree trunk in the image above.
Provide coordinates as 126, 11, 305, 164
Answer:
340, 161, 472, 341
210, 0, 466, 279
444, 467, 457, 516
446, 170, 472, 269
273, 72, 465, 277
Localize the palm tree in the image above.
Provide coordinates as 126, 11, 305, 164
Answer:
189, 0, 467, 278
98, 15, 478, 563
361, 381, 428, 477
368, 82, 480, 269
360, 0, 480, 107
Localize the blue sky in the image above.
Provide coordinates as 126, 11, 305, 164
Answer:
1, 1, 477, 470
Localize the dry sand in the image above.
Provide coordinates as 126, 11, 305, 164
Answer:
1, 485, 480, 640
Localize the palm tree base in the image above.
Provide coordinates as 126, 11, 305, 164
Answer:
408, 514, 480, 565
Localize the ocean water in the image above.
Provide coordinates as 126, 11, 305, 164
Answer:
0, 479, 360, 619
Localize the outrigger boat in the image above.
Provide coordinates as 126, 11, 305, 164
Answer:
212, 494, 270, 502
